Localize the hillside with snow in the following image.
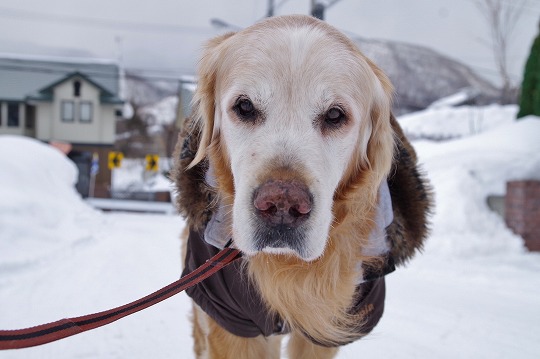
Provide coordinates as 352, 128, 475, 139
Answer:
0, 107, 539, 358
124, 72, 177, 107
138, 96, 179, 134
353, 37, 499, 114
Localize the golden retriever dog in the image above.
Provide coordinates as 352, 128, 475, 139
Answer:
173, 14, 431, 359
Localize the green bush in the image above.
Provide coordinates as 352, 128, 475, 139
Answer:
517, 32, 540, 119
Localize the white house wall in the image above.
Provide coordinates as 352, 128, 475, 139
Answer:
34, 76, 116, 145
99, 106, 116, 143
35, 102, 52, 141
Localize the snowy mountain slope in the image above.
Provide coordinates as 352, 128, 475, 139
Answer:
138, 96, 179, 133
352, 37, 499, 113
124, 72, 176, 106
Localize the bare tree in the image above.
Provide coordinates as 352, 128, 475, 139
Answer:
472, 0, 527, 103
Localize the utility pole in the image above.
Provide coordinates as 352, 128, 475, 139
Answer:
267, 0, 275, 17
311, 0, 344, 20
311, 0, 325, 20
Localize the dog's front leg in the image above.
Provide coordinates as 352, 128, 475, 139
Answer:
192, 304, 282, 359
287, 331, 338, 359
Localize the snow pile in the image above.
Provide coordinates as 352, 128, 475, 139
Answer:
413, 117, 540, 257
0, 136, 99, 270
398, 104, 517, 140
428, 87, 480, 109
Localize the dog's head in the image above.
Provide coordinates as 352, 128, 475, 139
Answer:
190, 15, 394, 261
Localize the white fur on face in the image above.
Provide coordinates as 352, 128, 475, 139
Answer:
212, 22, 384, 261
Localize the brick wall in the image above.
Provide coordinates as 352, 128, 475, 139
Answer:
505, 180, 540, 251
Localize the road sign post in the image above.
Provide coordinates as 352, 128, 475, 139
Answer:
108, 151, 124, 170
89, 152, 99, 197
145, 154, 159, 172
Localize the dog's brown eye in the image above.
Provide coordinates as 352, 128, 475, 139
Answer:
324, 107, 346, 127
234, 98, 257, 121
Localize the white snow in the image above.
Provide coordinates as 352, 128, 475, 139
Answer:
111, 157, 174, 193
428, 87, 480, 109
0, 136, 99, 269
1, 108, 540, 359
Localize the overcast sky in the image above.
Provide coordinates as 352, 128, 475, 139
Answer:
0, 0, 539, 87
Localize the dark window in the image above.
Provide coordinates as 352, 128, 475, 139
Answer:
25, 105, 35, 129
74, 80, 81, 97
62, 100, 74, 122
80, 101, 92, 123
7, 102, 19, 127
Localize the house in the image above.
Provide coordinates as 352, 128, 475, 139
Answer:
0, 55, 123, 197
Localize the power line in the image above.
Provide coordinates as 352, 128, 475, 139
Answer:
0, 6, 213, 35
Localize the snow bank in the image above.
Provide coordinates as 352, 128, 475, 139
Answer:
0, 136, 98, 270
414, 117, 540, 257
398, 104, 517, 140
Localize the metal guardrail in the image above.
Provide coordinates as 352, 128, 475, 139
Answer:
110, 190, 171, 202
85, 198, 175, 214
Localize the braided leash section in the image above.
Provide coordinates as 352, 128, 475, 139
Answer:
0, 246, 242, 350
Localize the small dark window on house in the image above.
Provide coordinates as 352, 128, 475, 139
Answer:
74, 80, 81, 97
62, 100, 74, 122
7, 102, 20, 127
25, 105, 36, 129
80, 101, 92, 123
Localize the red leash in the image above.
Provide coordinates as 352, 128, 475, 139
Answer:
0, 245, 242, 350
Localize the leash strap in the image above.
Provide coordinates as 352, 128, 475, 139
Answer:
0, 245, 242, 350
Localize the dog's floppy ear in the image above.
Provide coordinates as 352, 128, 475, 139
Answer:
188, 32, 236, 168
364, 58, 395, 188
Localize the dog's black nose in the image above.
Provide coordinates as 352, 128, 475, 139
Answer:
253, 179, 312, 227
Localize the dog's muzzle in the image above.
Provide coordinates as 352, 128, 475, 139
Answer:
252, 179, 313, 253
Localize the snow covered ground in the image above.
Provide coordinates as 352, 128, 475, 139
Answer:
1, 106, 540, 358
111, 157, 173, 193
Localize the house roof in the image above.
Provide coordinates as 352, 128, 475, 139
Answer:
0, 55, 122, 103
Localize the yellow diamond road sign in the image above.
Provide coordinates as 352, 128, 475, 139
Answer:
145, 154, 159, 172
108, 151, 124, 169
